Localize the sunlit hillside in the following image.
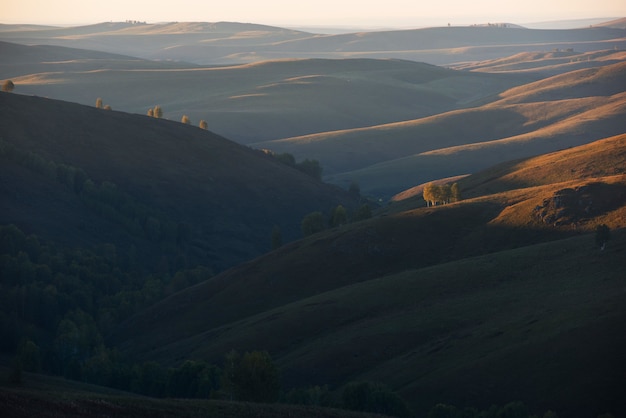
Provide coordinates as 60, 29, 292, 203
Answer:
288, 61, 626, 198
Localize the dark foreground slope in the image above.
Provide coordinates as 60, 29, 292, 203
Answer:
0, 363, 386, 418
0, 92, 360, 272
111, 136, 626, 417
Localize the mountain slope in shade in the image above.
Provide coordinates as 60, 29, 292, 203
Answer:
0, 92, 361, 271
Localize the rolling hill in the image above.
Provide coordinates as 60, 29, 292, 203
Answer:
3, 23, 624, 202
257, 60, 626, 199
0, 91, 361, 272
2, 19, 626, 417
109, 134, 626, 417
1, 44, 535, 144
2, 21, 625, 66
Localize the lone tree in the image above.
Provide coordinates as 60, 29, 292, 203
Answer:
199, 120, 208, 130
181, 115, 191, 124
595, 224, 611, 250
2, 79, 15, 92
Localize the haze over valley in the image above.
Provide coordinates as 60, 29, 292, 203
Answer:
1, 11, 625, 418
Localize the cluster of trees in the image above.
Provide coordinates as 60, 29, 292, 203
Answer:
271, 152, 323, 181
423, 182, 461, 207
144, 105, 208, 129
284, 381, 411, 417
301, 203, 372, 237
0, 223, 211, 380
94, 97, 112, 111
147, 105, 164, 118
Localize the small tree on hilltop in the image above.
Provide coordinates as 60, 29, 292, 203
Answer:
199, 120, 208, 130
2, 80, 15, 92
153, 105, 163, 119
181, 115, 191, 125
95, 97, 103, 109
103, 104, 112, 111
147, 108, 154, 117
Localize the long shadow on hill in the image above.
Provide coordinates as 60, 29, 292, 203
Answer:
109, 198, 588, 363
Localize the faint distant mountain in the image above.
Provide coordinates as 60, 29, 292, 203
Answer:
523, 17, 622, 29
1, 21, 624, 65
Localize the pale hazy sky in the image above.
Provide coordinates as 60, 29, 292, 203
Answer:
2, 0, 625, 27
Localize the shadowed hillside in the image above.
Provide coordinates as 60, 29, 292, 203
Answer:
0, 41, 198, 79
110, 135, 626, 417
0, 92, 360, 272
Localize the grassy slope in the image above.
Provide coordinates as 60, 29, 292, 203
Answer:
5, 50, 531, 143
0, 92, 360, 271
390, 133, 626, 203
452, 49, 626, 75
111, 136, 626, 416
322, 61, 626, 198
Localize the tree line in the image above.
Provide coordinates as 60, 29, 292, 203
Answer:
301, 202, 372, 237
423, 182, 461, 206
